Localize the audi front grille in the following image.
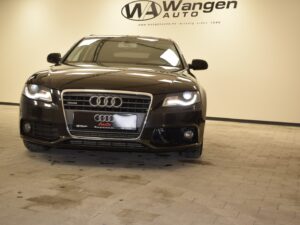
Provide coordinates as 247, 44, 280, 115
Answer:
62, 90, 152, 140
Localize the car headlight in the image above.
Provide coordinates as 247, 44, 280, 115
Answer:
162, 91, 200, 107
23, 84, 52, 102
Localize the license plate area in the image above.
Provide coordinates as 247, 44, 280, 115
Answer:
73, 112, 137, 131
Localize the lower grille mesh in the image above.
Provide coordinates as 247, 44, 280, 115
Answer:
62, 140, 148, 150
69, 130, 140, 139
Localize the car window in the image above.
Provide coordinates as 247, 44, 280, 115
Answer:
66, 39, 101, 63
65, 37, 183, 68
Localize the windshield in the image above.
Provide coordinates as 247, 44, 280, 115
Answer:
64, 37, 183, 69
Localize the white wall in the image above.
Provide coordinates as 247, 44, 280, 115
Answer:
0, 0, 299, 123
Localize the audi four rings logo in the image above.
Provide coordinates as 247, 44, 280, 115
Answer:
89, 96, 123, 108
94, 114, 114, 123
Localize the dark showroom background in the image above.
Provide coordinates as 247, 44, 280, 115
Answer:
0, 1, 299, 225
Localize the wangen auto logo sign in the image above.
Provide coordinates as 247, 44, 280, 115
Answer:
121, 0, 238, 21
121, 0, 162, 21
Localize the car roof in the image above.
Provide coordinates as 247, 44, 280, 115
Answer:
85, 35, 174, 42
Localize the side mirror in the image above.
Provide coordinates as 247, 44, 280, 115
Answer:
189, 59, 208, 70
47, 53, 61, 65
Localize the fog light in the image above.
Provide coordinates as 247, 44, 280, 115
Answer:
183, 130, 194, 139
23, 122, 31, 133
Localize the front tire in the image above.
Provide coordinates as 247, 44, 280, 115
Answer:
23, 140, 49, 152
183, 145, 203, 159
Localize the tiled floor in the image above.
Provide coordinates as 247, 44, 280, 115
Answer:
0, 105, 299, 225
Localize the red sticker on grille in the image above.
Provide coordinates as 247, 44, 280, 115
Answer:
97, 122, 112, 127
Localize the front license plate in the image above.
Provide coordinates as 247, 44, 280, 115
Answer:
73, 112, 137, 130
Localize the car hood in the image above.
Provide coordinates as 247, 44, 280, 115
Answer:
29, 64, 198, 95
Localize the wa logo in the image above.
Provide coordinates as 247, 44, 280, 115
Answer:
121, 0, 162, 21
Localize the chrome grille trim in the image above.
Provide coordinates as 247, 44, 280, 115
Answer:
61, 89, 153, 141
63, 93, 150, 112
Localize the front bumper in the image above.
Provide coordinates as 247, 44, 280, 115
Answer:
20, 95, 205, 152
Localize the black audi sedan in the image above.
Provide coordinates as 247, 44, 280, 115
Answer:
20, 35, 208, 158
